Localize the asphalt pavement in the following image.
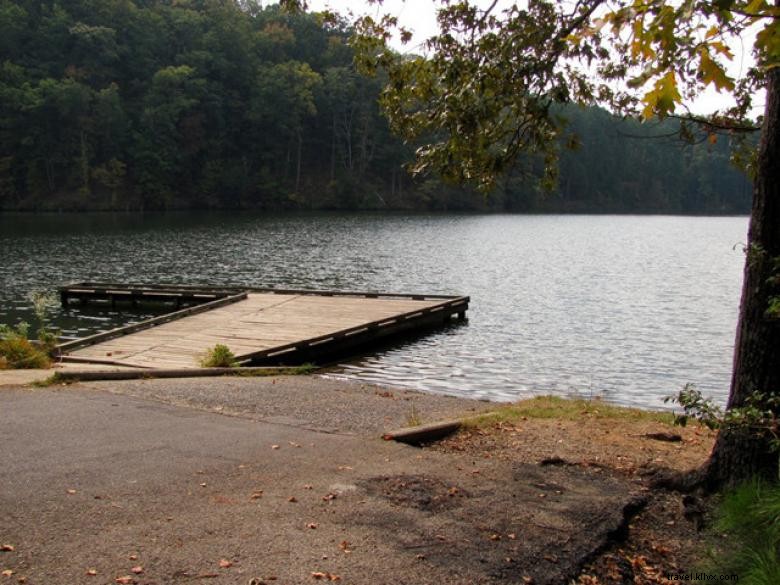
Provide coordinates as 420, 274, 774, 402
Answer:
0, 380, 640, 585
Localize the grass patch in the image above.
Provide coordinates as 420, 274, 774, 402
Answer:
232, 364, 318, 377
289, 362, 318, 375
29, 372, 69, 387
704, 479, 780, 584
199, 344, 239, 368
405, 403, 423, 427
463, 395, 674, 428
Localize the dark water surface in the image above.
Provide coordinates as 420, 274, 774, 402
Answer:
0, 212, 747, 408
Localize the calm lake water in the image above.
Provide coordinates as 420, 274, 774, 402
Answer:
0, 212, 747, 409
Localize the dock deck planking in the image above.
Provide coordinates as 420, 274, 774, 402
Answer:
62, 291, 464, 369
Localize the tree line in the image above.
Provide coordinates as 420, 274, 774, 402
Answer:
0, 0, 751, 213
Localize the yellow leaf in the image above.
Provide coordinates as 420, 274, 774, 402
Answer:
709, 41, 734, 59
699, 49, 736, 91
641, 72, 681, 119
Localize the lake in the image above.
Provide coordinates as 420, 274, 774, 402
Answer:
0, 212, 747, 409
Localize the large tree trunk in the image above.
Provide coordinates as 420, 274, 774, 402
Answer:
705, 64, 780, 489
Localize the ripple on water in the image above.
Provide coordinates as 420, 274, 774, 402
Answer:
0, 212, 746, 409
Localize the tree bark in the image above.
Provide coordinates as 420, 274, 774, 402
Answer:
295, 129, 302, 195
705, 64, 780, 488
331, 112, 337, 181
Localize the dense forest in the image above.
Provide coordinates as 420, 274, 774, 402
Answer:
0, 0, 752, 213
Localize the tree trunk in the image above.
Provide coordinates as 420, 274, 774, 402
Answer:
705, 64, 780, 489
331, 112, 337, 181
80, 129, 90, 196
295, 129, 302, 196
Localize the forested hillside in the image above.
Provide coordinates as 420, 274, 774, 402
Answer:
0, 0, 751, 213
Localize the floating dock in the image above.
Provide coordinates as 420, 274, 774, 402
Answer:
58, 283, 469, 369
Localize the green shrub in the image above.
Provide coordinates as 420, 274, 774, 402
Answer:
199, 344, 239, 368
0, 322, 51, 369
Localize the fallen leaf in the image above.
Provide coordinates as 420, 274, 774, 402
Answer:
2, 570, 14, 577
219, 559, 233, 568
67, 489, 77, 495
310, 573, 340, 582
652, 544, 671, 556
337, 466, 353, 471
0, 545, 13, 552
85, 569, 97, 576
271, 445, 280, 450
130, 566, 143, 575
250, 490, 264, 500
114, 577, 135, 585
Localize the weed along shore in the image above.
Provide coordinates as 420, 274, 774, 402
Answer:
0, 374, 718, 584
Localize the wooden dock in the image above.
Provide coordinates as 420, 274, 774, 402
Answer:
58, 283, 469, 369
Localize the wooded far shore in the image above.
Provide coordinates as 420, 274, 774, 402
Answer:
0, 2, 753, 215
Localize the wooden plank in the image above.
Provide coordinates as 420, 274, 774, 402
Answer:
58, 292, 248, 352
62, 286, 469, 368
